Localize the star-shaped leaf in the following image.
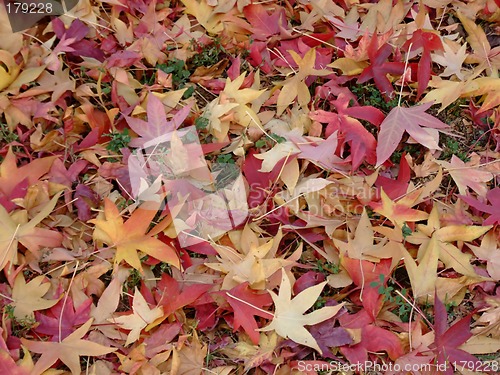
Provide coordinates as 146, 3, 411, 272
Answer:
406, 206, 491, 281
370, 188, 429, 228
90, 199, 180, 272
276, 48, 330, 115
111, 287, 164, 346
0, 192, 63, 271
376, 102, 450, 167
125, 94, 191, 148
205, 231, 298, 290
21, 318, 117, 375
9, 273, 59, 320
260, 269, 344, 354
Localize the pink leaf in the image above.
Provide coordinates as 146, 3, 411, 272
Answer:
376, 102, 449, 167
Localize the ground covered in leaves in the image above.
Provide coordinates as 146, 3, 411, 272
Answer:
0, 0, 500, 374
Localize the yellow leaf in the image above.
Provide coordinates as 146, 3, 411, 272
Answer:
206, 229, 298, 290
111, 287, 163, 346
260, 269, 345, 354
276, 48, 330, 115
328, 58, 368, 75
182, 0, 224, 33
409, 206, 487, 278
0, 50, 20, 91
90, 199, 180, 272
9, 273, 59, 320
371, 188, 429, 227
403, 237, 439, 301
0, 192, 63, 271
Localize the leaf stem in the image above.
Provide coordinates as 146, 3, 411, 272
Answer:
226, 292, 274, 319
398, 42, 413, 107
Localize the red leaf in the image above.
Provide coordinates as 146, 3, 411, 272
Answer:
460, 187, 500, 225
35, 297, 92, 341
342, 256, 392, 287
375, 152, 411, 199
310, 93, 384, 168
403, 30, 443, 100
430, 292, 478, 373
126, 95, 192, 148
358, 34, 405, 98
224, 282, 273, 344
340, 325, 404, 364
0, 146, 57, 203
154, 274, 212, 317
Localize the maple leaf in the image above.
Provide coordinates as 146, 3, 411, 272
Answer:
404, 206, 491, 300
456, 11, 500, 76
437, 155, 493, 197
260, 269, 345, 354
206, 234, 298, 290
231, 331, 278, 372
35, 297, 92, 341
403, 29, 443, 99
91, 269, 129, 340
8, 273, 58, 320
460, 187, 500, 225
243, 3, 288, 41
467, 231, 500, 280
168, 333, 208, 375
374, 151, 411, 199
336, 287, 405, 363
90, 199, 180, 272
224, 282, 273, 344
296, 132, 348, 172
326, 16, 362, 41
125, 94, 191, 148
276, 48, 330, 116
0, 146, 57, 204
309, 93, 384, 168
357, 33, 405, 98
0, 50, 20, 91
111, 287, 164, 346
0, 192, 63, 271
21, 318, 117, 375
375, 102, 450, 167
402, 236, 440, 300
333, 208, 387, 262
370, 188, 429, 228
221, 72, 266, 129
154, 273, 211, 319
431, 41, 468, 80
420, 76, 467, 113
429, 292, 479, 374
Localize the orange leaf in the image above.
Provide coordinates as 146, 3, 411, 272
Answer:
0, 146, 57, 199
371, 188, 429, 228
91, 199, 180, 271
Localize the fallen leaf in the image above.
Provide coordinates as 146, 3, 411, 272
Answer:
376, 102, 450, 167
21, 318, 117, 375
437, 155, 493, 197
276, 48, 330, 115
260, 269, 345, 354
9, 273, 58, 320
0, 192, 63, 271
111, 287, 164, 346
91, 199, 180, 272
